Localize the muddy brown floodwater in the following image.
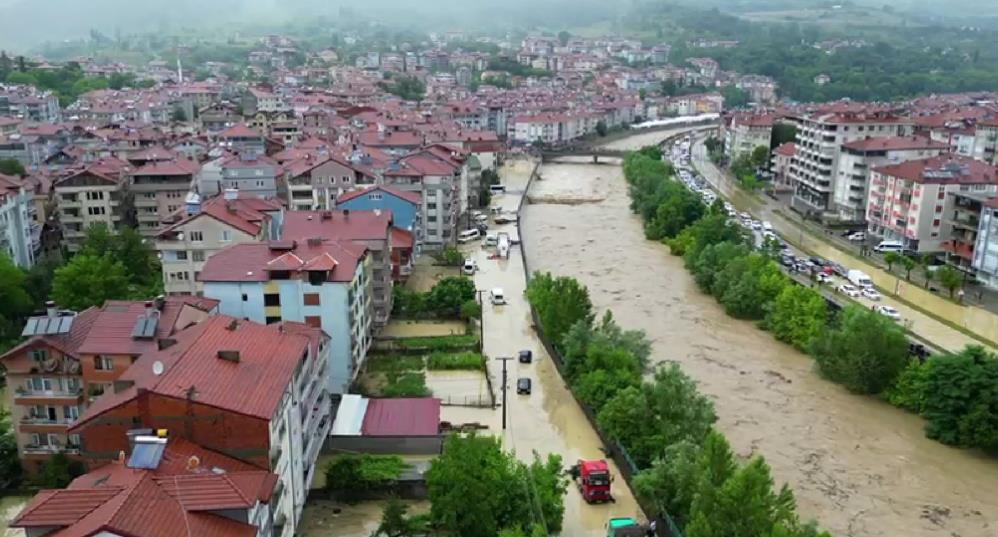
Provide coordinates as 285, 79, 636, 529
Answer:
522, 160, 998, 537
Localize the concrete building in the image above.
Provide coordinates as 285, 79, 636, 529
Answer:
0, 297, 216, 474
283, 210, 394, 327
156, 192, 284, 296
866, 155, 998, 254
129, 157, 202, 238
69, 316, 330, 537
790, 111, 913, 218
770, 142, 796, 192
0, 173, 36, 267
199, 239, 373, 394
974, 120, 998, 165
284, 154, 373, 211
832, 136, 949, 222
972, 198, 998, 289
220, 123, 267, 157
942, 192, 995, 277
53, 158, 132, 252
11, 436, 280, 537
220, 153, 283, 198
336, 185, 422, 239
383, 147, 466, 250
724, 113, 775, 161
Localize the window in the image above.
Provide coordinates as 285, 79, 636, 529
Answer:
264, 294, 281, 306
94, 356, 114, 371
933, 219, 941, 227
189, 230, 203, 242
87, 206, 106, 216
89, 383, 107, 397
192, 250, 205, 262
220, 230, 232, 242
175, 250, 188, 261
304, 293, 320, 306
935, 206, 942, 213
265, 316, 282, 325
85, 191, 105, 201
68, 434, 81, 447
241, 293, 248, 302
30, 349, 49, 362
938, 191, 946, 200
368, 193, 383, 201
65, 405, 79, 420
343, 175, 351, 183
305, 316, 322, 328
308, 271, 326, 286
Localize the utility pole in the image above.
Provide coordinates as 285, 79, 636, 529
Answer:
495, 356, 514, 430
476, 289, 486, 352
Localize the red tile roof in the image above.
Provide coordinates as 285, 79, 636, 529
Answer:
130, 158, 201, 177
337, 185, 421, 205
73, 316, 325, 426
841, 136, 948, 152
198, 239, 367, 283
284, 210, 393, 242
75, 298, 214, 356
159, 196, 282, 239
12, 438, 273, 537
774, 142, 796, 157
391, 227, 414, 249
220, 123, 262, 139
874, 154, 998, 185
362, 397, 440, 436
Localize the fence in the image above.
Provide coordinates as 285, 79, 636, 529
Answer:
518, 155, 685, 537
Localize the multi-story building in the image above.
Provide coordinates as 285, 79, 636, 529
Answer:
0, 297, 216, 473
336, 185, 422, 238
942, 192, 995, 276
0, 172, 36, 267
221, 123, 267, 156
724, 113, 775, 161
974, 119, 998, 164
832, 136, 949, 222
199, 239, 373, 394
790, 111, 913, 218
284, 154, 373, 211
866, 155, 998, 254
156, 192, 284, 296
283, 210, 394, 327
770, 142, 795, 191
129, 157, 201, 238
972, 198, 998, 289
220, 153, 283, 198
383, 147, 466, 249
53, 158, 131, 252
68, 316, 331, 537
11, 436, 279, 537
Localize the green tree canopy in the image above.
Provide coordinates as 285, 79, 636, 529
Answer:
765, 285, 828, 350
426, 276, 476, 317
526, 272, 594, 351
808, 306, 910, 394
0, 158, 26, 176
51, 254, 130, 311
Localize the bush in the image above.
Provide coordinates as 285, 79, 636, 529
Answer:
808, 306, 910, 395
434, 247, 464, 266
366, 355, 425, 372
382, 372, 431, 397
393, 277, 475, 319
36, 452, 85, 488
325, 454, 407, 501
394, 334, 479, 351
427, 352, 485, 371
460, 299, 482, 320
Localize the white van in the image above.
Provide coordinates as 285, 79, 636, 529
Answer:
490, 288, 506, 305
847, 269, 874, 289
462, 259, 476, 275
489, 184, 506, 194
484, 233, 498, 247
457, 229, 481, 243
874, 240, 904, 253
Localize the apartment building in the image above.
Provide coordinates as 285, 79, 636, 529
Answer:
220, 153, 283, 198
155, 192, 284, 296
283, 210, 394, 327
284, 154, 373, 211
129, 157, 201, 238
973, 119, 998, 164
199, 239, 373, 394
221, 123, 267, 156
724, 113, 775, 161
832, 136, 949, 222
0, 297, 216, 474
942, 192, 995, 276
972, 198, 998, 289
12, 436, 279, 537
383, 148, 466, 250
0, 173, 35, 267
866, 155, 998, 254
790, 111, 913, 218
770, 142, 795, 191
69, 316, 331, 537
53, 158, 131, 252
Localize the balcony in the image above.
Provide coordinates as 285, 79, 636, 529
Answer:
23, 443, 80, 456
20, 416, 75, 431
14, 387, 83, 405
270, 444, 283, 468
952, 216, 980, 231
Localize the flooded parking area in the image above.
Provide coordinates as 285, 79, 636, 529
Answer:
522, 159, 998, 537
300, 499, 430, 537
379, 320, 467, 338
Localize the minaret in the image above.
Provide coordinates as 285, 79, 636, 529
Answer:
176, 57, 184, 84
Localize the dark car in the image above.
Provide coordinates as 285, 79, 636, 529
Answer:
518, 350, 533, 363
517, 378, 532, 395
809, 256, 826, 267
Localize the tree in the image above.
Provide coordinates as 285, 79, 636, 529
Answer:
646, 185, 705, 241
690, 242, 751, 293
720, 85, 750, 108
373, 499, 430, 537
558, 31, 571, 46
935, 265, 963, 298
920, 257, 937, 289
0, 412, 22, 489
918, 346, 998, 452
5, 71, 36, 86
808, 306, 910, 395
598, 364, 717, 468
0, 158, 26, 176
770, 123, 797, 148
714, 254, 788, 320
595, 120, 608, 137
883, 251, 902, 272
51, 254, 130, 310
633, 440, 700, 525
171, 106, 188, 122
686, 457, 796, 537
426, 277, 476, 317
426, 434, 566, 537
379, 75, 426, 101
749, 146, 769, 168
0, 253, 34, 350
460, 299, 482, 320
36, 452, 85, 488
899, 255, 917, 281
526, 273, 594, 351
765, 285, 828, 350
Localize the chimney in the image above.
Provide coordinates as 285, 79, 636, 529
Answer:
321, 210, 332, 220
217, 350, 240, 362
154, 295, 166, 311
225, 319, 239, 331
144, 301, 154, 317
343, 209, 350, 218
45, 301, 56, 318
373, 208, 381, 216
307, 237, 323, 247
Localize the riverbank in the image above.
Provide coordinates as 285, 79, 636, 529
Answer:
521, 158, 998, 537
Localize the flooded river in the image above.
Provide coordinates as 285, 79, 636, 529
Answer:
521, 159, 998, 537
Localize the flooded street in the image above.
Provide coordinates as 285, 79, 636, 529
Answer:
1, 496, 28, 537
521, 159, 998, 537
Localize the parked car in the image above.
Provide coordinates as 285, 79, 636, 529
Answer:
490, 288, 506, 305
847, 231, 866, 242
462, 259, 476, 276
838, 284, 862, 298
518, 350, 533, 363
861, 288, 881, 301
876, 305, 901, 321
517, 378, 532, 395
816, 273, 832, 284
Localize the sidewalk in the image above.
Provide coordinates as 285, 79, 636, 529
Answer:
690, 138, 998, 351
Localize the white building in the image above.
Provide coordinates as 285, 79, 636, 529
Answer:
973, 198, 998, 289
0, 173, 35, 267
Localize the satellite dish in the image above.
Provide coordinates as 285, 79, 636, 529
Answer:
152, 360, 165, 376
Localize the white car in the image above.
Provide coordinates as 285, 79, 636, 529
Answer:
751, 221, 763, 230
816, 273, 832, 284
876, 305, 901, 321
838, 284, 862, 298
462, 259, 477, 275
847, 232, 866, 242
861, 288, 881, 301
